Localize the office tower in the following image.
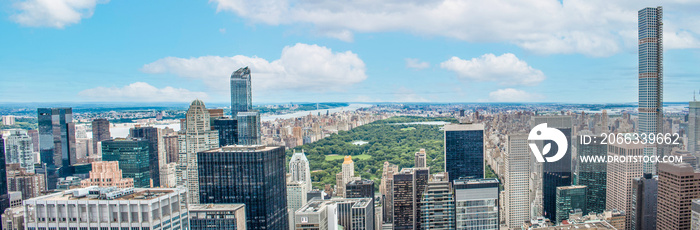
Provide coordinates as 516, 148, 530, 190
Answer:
290, 150, 313, 191
339, 156, 355, 197
2, 129, 36, 173
24, 187, 188, 230
179, 99, 219, 204
420, 172, 455, 230
129, 126, 164, 187
532, 116, 572, 222
208, 108, 225, 120
74, 138, 92, 162
163, 134, 178, 163
345, 179, 375, 216
160, 162, 177, 188
213, 118, 238, 146
555, 185, 587, 224
27, 130, 39, 152
504, 134, 531, 228
392, 168, 429, 230
2, 206, 24, 230
307, 190, 323, 202
631, 173, 658, 230
189, 204, 247, 230
101, 138, 150, 187
454, 178, 499, 230
198, 145, 288, 230
294, 200, 338, 230
91, 118, 110, 155
0, 141, 7, 217
335, 173, 344, 197
638, 6, 664, 174
79, 161, 134, 188
335, 198, 374, 230
444, 123, 484, 182
6, 164, 44, 200
690, 100, 699, 154
380, 162, 398, 224
656, 162, 700, 230
288, 180, 309, 230
1, 116, 14, 126
37, 107, 76, 189
231, 66, 253, 117
606, 141, 644, 228
237, 111, 261, 145
575, 134, 606, 214
692, 200, 700, 230
414, 148, 427, 168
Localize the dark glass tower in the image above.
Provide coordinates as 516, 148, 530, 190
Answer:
392, 168, 429, 230
198, 145, 288, 230
533, 116, 572, 223
638, 6, 663, 174
212, 118, 238, 146
444, 123, 484, 182
91, 118, 110, 155
237, 111, 261, 145
101, 138, 151, 188
37, 108, 76, 189
631, 173, 657, 230
346, 179, 375, 211
575, 135, 606, 213
230, 67, 252, 117
0, 140, 9, 221
129, 127, 161, 187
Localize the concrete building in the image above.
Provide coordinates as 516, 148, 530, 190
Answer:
414, 149, 426, 168
454, 178, 499, 230
638, 6, 664, 174
631, 173, 657, 230
691, 199, 700, 230
189, 204, 246, 230
1, 115, 15, 126
2, 129, 36, 173
294, 200, 338, 230
380, 162, 398, 225
555, 185, 587, 224
79, 161, 134, 188
159, 163, 177, 188
289, 150, 312, 191
333, 198, 374, 230
6, 164, 44, 200
392, 168, 429, 230
23, 187, 188, 230
163, 134, 178, 164
690, 101, 699, 155
179, 99, 219, 204
420, 172, 455, 230
91, 118, 110, 156
338, 156, 356, 197
288, 180, 309, 230
504, 133, 531, 228
606, 141, 644, 228
444, 123, 484, 182
656, 162, 700, 230
2, 207, 24, 230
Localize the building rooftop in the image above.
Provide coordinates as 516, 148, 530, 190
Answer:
557, 185, 587, 191
208, 145, 282, 152
443, 123, 484, 131
30, 187, 177, 201
532, 220, 616, 229
189, 204, 245, 212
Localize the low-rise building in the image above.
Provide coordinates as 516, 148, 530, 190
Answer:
189, 204, 246, 230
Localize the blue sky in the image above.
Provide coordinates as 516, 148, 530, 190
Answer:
1, 0, 699, 104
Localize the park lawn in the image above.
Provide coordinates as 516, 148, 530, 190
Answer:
325, 154, 372, 161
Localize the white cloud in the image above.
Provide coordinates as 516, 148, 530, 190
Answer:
210, 0, 700, 56
10, 0, 108, 28
440, 53, 545, 86
78, 82, 208, 102
141, 43, 367, 94
488, 88, 544, 102
394, 87, 430, 102
405, 58, 430, 70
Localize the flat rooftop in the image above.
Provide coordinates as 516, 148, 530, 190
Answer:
189, 204, 245, 211
35, 188, 176, 201
205, 145, 282, 152
443, 123, 484, 131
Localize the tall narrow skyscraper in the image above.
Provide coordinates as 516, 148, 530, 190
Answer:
2, 129, 36, 173
532, 116, 572, 223
415, 148, 427, 168
230, 66, 252, 117
657, 162, 700, 230
444, 123, 484, 182
179, 100, 219, 204
504, 134, 531, 228
631, 173, 658, 230
129, 127, 164, 187
638, 6, 664, 174
689, 100, 699, 155
91, 118, 110, 155
37, 108, 76, 190
289, 150, 313, 191
576, 134, 607, 214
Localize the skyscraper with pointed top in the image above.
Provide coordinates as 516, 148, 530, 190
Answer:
289, 150, 312, 191
638, 6, 664, 174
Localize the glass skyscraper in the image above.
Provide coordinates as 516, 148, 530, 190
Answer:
444, 123, 484, 182
101, 138, 151, 188
37, 107, 76, 189
555, 185, 587, 224
212, 118, 238, 147
454, 178, 499, 230
230, 66, 252, 117
638, 6, 663, 174
198, 145, 288, 230
575, 134, 606, 214
532, 116, 573, 223
237, 111, 261, 145
129, 127, 161, 187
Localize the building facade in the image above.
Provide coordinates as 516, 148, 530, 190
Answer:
189, 204, 246, 230
392, 168, 429, 230
294, 200, 338, 230
212, 118, 238, 147
575, 134, 607, 214
230, 67, 252, 117
289, 150, 313, 192
420, 173, 455, 230
656, 162, 700, 230
638, 6, 664, 174
555, 185, 587, 224
101, 138, 150, 188
2, 129, 36, 173
236, 112, 261, 146
129, 127, 165, 187
37, 107, 76, 189
414, 149, 426, 168
631, 173, 657, 230
690, 101, 699, 155
79, 161, 134, 188
380, 162, 398, 225
444, 123, 484, 182
505, 134, 531, 228
6, 164, 44, 200
179, 99, 219, 204
91, 118, 110, 156
606, 141, 644, 229
532, 116, 573, 223
454, 178, 499, 230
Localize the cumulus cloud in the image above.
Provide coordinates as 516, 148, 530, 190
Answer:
405, 58, 430, 70
141, 43, 367, 94
440, 53, 545, 86
10, 0, 108, 28
210, 0, 700, 56
78, 82, 208, 102
488, 88, 544, 102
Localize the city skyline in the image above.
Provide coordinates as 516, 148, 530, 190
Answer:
1, 1, 700, 104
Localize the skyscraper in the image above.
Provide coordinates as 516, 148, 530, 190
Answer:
380, 161, 399, 224
606, 141, 644, 229
392, 168, 429, 230
345, 179, 375, 215
504, 134, 531, 228
420, 172, 455, 230
237, 111, 261, 145
230, 66, 252, 117
289, 150, 313, 191
287, 180, 309, 230
555, 185, 587, 224
337, 156, 356, 197
91, 118, 110, 155
689, 100, 699, 155
656, 162, 700, 230
638, 6, 664, 174
179, 99, 219, 204
212, 118, 238, 146
454, 178, 499, 230
101, 138, 150, 188
444, 123, 484, 182
631, 173, 658, 230
2, 129, 36, 173
0, 140, 8, 219
532, 116, 572, 222
198, 145, 288, 230
576, 134, 607, 214
37, 107, 76, 189
129, 126, 164, 187
414, 148, 427, 168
